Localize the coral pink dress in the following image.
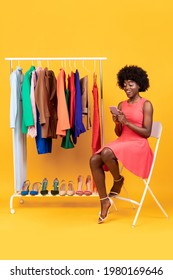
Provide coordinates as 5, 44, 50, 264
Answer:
97, 98, 153, 179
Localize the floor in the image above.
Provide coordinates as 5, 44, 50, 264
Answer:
0, 186, 172, 260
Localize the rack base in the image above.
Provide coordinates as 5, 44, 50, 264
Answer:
10, 192, 99, 214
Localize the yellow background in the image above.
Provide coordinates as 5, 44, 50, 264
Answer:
0, 0, 173, 260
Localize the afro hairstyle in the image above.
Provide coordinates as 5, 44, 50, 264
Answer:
117, 65, 150, 92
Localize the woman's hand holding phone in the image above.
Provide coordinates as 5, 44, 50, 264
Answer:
109, 106, 121, 124
109, 106, 120, 115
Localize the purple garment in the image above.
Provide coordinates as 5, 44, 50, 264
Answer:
72, 70, 86, 144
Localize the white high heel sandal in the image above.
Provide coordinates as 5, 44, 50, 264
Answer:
98, 197, 117, 224
109, 176, 124, 197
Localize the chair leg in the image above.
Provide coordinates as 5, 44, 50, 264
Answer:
132, 183, 169, 227
132, 184, 149, 227
122, 185, 136, 209
148, 186, 168, 218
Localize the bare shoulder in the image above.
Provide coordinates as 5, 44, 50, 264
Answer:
117, 101, 123, 110
144, 99, 153, 111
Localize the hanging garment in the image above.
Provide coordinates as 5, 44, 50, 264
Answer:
80, 75, 91, 130
96, 98, 154, 179
91, 73, 101, 154
61, 89, 75, 149
34, 68, 57, 139
27, 67, 42, 138
56, 69, 70, 136
34, 70, 52, 154
68, 72, 76, 128
10, 66, 26, 191
35, 107, 52, 154
72, 70, 86, 144
47, 70, 58, 138
21, 66, 35, 134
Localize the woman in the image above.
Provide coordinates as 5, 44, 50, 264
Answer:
90, 65, 154, 224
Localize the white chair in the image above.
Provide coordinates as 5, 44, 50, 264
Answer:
115, 121, 168, 227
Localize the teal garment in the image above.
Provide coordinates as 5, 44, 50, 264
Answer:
61, 89, 74, 149
22, 66, 35, 134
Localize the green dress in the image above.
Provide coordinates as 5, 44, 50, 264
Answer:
61, 89, 74, 149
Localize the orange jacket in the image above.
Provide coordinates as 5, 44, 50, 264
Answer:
56, 69, 70, 136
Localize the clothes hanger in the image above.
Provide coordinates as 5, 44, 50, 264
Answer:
64, 60, 66, 71
69, 60, 73, 71
74, 60, 77, 70
82, 60, 90, 74
37, 60, 42, 67
60, 60, 64, 69
94, 60, 96, 73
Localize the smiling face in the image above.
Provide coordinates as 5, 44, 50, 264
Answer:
123, 80, 140, 99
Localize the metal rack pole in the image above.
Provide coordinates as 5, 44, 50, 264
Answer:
99, 59, 104, 145
5, 57, 107, 61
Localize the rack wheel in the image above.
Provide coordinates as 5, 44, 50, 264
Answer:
20, 199, 24, 204
10, 209, 15, 214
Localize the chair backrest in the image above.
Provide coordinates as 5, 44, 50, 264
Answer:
150, 121, 162, 139
147, 121, 162, 181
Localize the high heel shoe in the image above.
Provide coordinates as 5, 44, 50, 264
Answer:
67, 181, 75, 196
84, 175, 92, 196
59, 180, 67, 196
76, 175, 84, 196
21, 180, 30, 196
30, 182, 42, 196
51, 178, 59, 195
40, 178, 48, 195
98, 197, 116, 224
109, 176, 124, 197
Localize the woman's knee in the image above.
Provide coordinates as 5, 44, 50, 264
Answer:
101, 148, 115, 162
90, 154, 102, 168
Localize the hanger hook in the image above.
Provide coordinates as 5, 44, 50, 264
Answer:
64, 60, 66, 71
94, 60, 96, 72
74, 60, 77, 69
69, 60, 72, 71
82, 60, 90, 73
37, 60, 42, 67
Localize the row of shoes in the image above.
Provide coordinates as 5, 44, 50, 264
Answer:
20, 175, 93, 196
58, 175, 93, 196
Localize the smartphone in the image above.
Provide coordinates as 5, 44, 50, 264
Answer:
109, 106, 120, 115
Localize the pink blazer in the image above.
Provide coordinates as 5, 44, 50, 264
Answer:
28, 67, 42, 138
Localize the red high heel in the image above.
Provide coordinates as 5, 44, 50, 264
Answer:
84, 175, 92, 196
76, 175, 84, 196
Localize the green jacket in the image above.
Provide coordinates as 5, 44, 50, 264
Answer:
22, 66, 35, 134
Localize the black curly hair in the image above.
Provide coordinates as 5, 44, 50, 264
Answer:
117, 65, 150, 92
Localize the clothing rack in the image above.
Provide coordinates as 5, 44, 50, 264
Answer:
5, 56, 107, 213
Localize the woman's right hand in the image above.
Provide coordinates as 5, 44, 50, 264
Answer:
112, 114, 119, 123
117, 112, 128, 125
